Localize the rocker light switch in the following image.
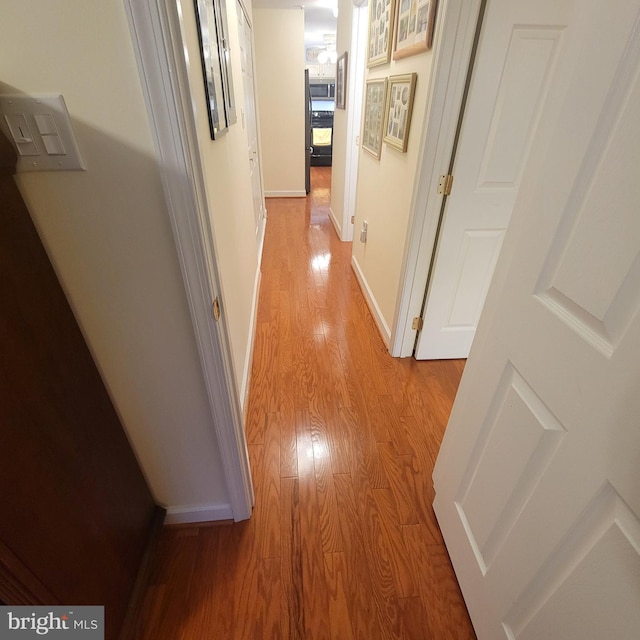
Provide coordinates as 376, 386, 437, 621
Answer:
0, 94, 86, 171
4, 113, 38, 156
42, 134, 66, 156
34, 113, 58, 135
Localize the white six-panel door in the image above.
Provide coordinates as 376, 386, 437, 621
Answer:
415, 0, 568, 359
433, 1, 640, 637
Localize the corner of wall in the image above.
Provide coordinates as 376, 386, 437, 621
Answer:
164, 502, 234, 525
351, 254, 391, 345
351, 44, 436, 333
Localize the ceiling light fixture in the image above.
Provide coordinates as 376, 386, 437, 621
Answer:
317, 49, 338, 64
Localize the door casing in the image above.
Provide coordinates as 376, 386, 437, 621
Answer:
391, 0, 485, 357
125, 0, 254, 521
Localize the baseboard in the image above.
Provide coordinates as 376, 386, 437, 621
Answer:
328, 206, 343, 240
164, 502, 233, 525
264, 190, 306, 198
350, 255, 391, 347
119, 505, 166, 640
239, 256, 262, 412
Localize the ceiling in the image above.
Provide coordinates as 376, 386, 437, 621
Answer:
250, 0, 337, 48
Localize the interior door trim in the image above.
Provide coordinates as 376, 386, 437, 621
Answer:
125, 0, 254, 520
390, 0, 485, 357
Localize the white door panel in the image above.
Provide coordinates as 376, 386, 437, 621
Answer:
416, 0, 567, 359
238, 4, 265, 239
433, 1, 640, 638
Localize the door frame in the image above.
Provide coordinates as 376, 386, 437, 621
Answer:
124, 0, 254, 521
238, 0, 267, 243
390, 0, 485, 357
336, 4, 368, 242
305, 69, 312, 194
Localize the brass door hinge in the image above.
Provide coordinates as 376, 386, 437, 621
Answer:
412, 316, 423, 331
437, 174, 454, 196
350, 215, 355, 224
212, 297, 221, 321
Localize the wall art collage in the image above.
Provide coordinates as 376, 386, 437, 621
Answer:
363, 0, 437, 157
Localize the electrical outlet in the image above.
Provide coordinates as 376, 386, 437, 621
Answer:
360, 220, 368, 243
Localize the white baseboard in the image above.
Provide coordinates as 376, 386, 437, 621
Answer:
240, 248, 263, 412
328, 206, 343, 240
351, 255, 391, 347
264, 190, 306, 198
164, 502, 234, 525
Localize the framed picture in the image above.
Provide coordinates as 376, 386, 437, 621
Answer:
393, 0, 437, 60
194, 0, 237, 139
367, 0, 397, 68
336, 53, 348, 109
306, 46, 323, 63
383, 73, 417, 152
362, 78, 388, 159
215, 0, 237, 126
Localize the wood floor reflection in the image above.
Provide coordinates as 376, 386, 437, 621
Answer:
134, 167, 476, 639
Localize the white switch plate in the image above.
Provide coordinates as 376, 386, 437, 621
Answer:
360, 220, 368, 243
0, 94, 86, 172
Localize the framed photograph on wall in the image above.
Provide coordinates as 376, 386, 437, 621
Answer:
383, 73, 417, 152
393, 0, 437, 60
336, 52, 348, 109
367, 0, 397, 67
362, 78, 389, 159
194, 0, 237, 139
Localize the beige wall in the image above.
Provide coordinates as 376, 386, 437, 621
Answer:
351, 48, 435, 340
179, 0, 261, 401
253, 8, 306, 196
0, 1, 229, 511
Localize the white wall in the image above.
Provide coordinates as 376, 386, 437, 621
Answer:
0, 1, 229, 514
253, 8, 306, 197
351, 45, 435, 342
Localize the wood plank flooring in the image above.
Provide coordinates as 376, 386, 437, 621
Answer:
133, 167, 476, 639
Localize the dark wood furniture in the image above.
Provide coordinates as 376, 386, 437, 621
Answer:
0, 129, 163, 639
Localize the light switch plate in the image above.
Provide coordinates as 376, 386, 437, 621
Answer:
0, 94, 86, 172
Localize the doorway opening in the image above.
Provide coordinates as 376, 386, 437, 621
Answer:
304, 5, 337, 193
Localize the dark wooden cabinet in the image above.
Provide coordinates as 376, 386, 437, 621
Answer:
0, 132, 160, 639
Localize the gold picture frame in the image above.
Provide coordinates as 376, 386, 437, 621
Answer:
362, 78, 389, 159
393, 0, 437, 60
383, 73, 417, 152
367, 0, 397, 68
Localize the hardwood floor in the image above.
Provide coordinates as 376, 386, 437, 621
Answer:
134, 166, 476, 639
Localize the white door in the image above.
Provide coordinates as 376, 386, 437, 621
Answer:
415, 0, 567, 359
237, 3, 265, 239
433, 1, 640, 638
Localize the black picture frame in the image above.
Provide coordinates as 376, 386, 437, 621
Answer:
193, 0, 236, 139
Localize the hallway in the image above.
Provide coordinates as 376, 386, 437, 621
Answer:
135, 167, 475, 639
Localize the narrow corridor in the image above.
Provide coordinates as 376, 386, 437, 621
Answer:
135, 166, 476, 639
